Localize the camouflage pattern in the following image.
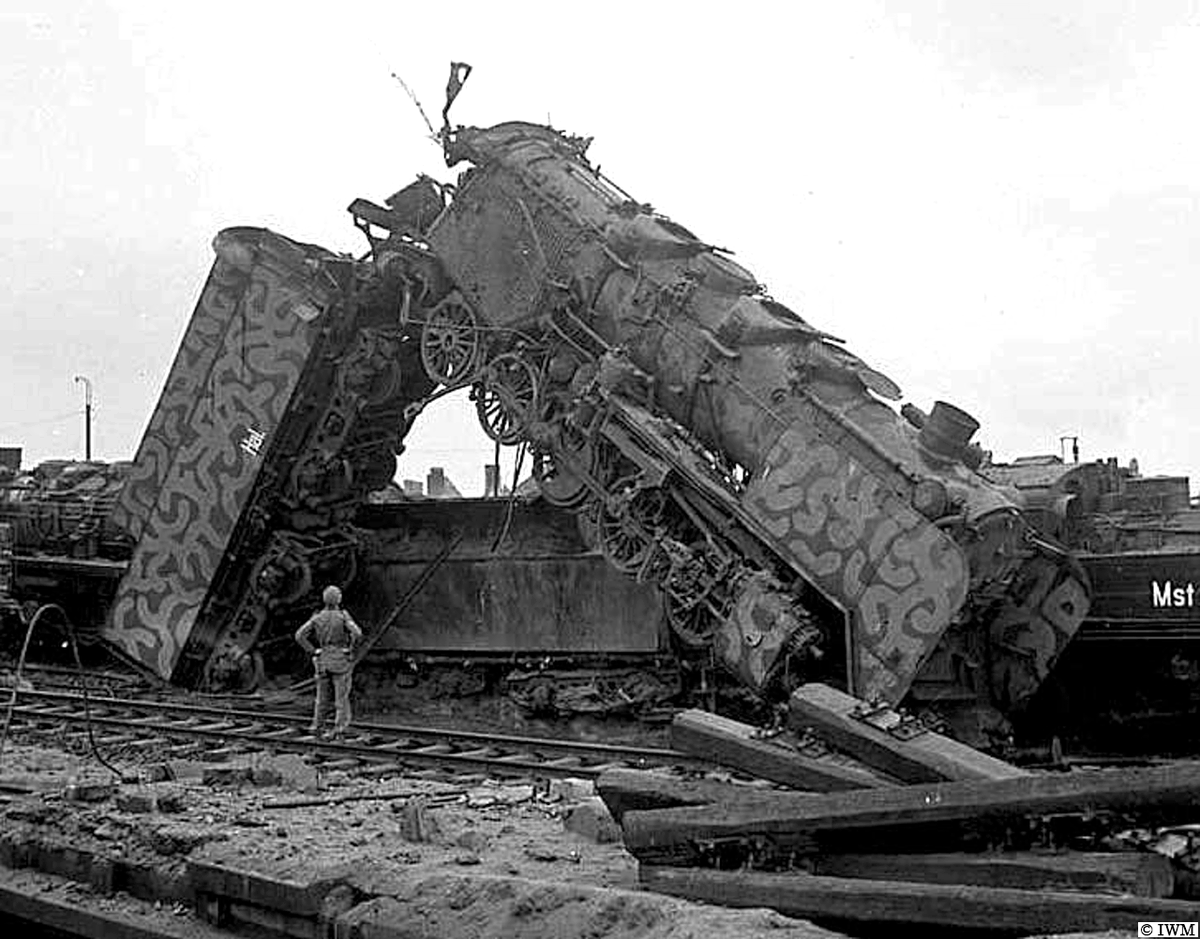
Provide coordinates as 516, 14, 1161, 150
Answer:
745, 425, 969, 702
103, 229, 337, 679
80, 71, 1093, 712
421, 103, 1092, 709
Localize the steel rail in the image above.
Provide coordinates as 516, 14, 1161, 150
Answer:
6, 689, 715, 780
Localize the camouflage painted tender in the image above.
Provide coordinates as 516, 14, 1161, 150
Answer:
104, 228, 340, 679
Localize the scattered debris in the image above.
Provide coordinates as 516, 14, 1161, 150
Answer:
546, 777, 595, 804
63, 780, 115, 803
397, 797, 442, 844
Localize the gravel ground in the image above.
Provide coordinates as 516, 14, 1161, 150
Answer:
0, 741, 847, 938
0, 733, 1150, 939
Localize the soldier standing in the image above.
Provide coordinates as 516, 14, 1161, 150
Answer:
295, 585, 363, 739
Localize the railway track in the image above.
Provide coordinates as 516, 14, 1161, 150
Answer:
7, 663, 152, 694
2, 689, 720, 780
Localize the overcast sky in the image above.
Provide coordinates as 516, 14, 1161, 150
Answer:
3, 1, 1198, 495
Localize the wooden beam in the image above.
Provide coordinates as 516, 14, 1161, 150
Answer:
789, 683, 1028, 783
671, 709, 895, 791
621, 759, 1200, 865
595, 768, 798, 825
640, 866, 1200, 933
811, 850, 1174, 898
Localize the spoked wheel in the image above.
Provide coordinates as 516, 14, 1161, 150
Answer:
665, 589, 722, 649
596, 486, 670, 579
532, 422, 594, 508
663, 544, 730, 648
420, 294, 479, 386
475, 353, 539, 445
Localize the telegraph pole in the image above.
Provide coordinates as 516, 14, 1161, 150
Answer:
73, 375, 93, 460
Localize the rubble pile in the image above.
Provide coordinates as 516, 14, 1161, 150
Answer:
0, 739, 835, 939
5, 681, 1200, 936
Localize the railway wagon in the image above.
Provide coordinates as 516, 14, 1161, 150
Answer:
983, 453, 1200, 746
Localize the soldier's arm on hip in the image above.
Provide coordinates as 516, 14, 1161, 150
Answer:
295, 617, 317, 655
345, 613, 364, 644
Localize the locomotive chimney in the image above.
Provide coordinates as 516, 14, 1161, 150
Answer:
918, 401, 980, 465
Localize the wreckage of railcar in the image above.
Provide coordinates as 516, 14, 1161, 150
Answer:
22, 64, 1087, 736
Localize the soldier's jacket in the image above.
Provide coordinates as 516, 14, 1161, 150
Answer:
295, 609, 363, 674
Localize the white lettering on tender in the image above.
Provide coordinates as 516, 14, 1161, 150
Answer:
1152, 581, 1197, 608
239, 427, 266, 458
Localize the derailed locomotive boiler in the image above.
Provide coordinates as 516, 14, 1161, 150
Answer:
98, 65, 1092, 729
348, 67, 1092, 718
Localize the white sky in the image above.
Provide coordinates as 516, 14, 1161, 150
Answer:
2, 1, 1199, 495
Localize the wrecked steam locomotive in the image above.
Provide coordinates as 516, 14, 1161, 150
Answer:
91, 65, 1089, 731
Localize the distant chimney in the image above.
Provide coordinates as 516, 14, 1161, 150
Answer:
402, 479, 424, 496
427, 467, 446, 498
484, 464, 499, 498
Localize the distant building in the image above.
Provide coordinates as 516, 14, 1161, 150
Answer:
426, 466, 462, 499
402, 479, 424, 496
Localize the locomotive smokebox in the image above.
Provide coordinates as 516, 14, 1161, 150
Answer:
918, 401, 980, 465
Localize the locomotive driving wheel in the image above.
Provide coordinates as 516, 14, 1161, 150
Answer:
531, 422, 594, 508
475, 353, 540, 445
595, 485, 670, 579
420, 294, 479, 386
663, 544, 730, 648
665, 587, 722, 648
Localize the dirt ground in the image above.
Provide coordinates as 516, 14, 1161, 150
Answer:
0, 733, 1155, 939
0, 740, 849, 938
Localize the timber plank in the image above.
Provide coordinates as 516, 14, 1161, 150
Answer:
811, 850, 1174, 898
789, 683, 1028, 783
596, 768, 797, 824
671, 709, 896, 791
640, 866, 1200, 933
621, 759, 1200, 865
